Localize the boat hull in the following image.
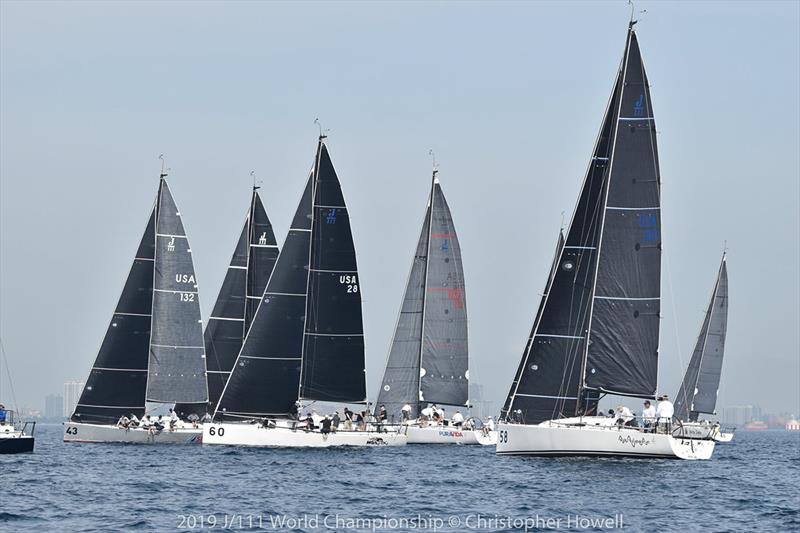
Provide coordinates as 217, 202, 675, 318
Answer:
672, 422, 733, 442
202, 422, 407, 448
404, 425, 497, 445
0, 434, 34, 454
63, 422, 202, 444
496, 421, 715, 460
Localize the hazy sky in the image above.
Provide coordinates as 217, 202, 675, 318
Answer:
1, 1, 798, 415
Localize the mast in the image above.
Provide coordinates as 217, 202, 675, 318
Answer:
416, 160, 437, 412
296, 134, 324, 404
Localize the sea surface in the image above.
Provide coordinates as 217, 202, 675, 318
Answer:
1, 424, 798, 532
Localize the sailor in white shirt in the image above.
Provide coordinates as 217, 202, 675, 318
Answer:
656, 395, 674, 432
420, 406, 434, 427
615, 405, 634, 426
401, 404, 412, 423
656, 395, 674, 419
641, 400, 657, 427
451, 410, 465, 428
485, 416, 495, 431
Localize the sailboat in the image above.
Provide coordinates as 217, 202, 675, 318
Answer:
673, 253, 733, 442
0, 340, 35, 454
174, 186, 279, 420
203, 136, 406, 447
64, 166, 207, 444
496, 23, 716, 460
374, 165, 494, 445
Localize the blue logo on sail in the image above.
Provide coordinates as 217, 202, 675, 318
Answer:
633, 94, 645, 117
326, 209, 337, 224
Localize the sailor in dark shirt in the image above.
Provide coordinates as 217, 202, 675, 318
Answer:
321, 416, 332, 435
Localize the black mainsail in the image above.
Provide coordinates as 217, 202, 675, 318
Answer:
72, 175, 208, 424
674, 255, 729, 422
215, 138, 366, 419
175, 189, 278, 418
503, 24, 661, 424
375, 172, 468, 419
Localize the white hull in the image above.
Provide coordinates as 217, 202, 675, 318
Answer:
673, 422, 733, 442
63, 422, 202, 444
715, 432, 734, 443
203, 422, 407, 448
496, 419, 715, 460
404, 425, 497, 445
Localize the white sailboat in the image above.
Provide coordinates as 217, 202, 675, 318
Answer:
374, 162, 495, 445
497, 22, 716, 460
673, 254, 733, 443
204, 135, 405, 448
0, 341, 35, 454
64, 163, 207, 444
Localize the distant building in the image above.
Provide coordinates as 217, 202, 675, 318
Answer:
786, 419, 800, 431
45, 394, 64, 419
64, 381, 84, 417
721, 405, 759, 426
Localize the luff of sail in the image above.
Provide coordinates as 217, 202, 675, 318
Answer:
299, 142, 366, 403
175, 190, 279, 418
146, 179, 208, 404
674, 255, 729, 421
71, 209, 156, 424
215, 177, 312, 419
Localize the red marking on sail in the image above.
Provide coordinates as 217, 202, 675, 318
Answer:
430, 233, 452, 239
428, 287, 465, 309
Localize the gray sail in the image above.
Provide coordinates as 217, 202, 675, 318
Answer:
71, 209, 155, 424
146, 179, 208, 404
674, 256, 728, 421
583, 28, 662, 399
375, 208, 430, 420
419, 181, 468, 408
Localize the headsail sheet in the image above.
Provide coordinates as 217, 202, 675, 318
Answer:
146, 180, 208, 404
71, 210, 155, 423
299, 143, 367, 403
418, 183, 468, 408
584, 30, 662, 398
375, 209, 429, 420
215, 177, 312, 419
674, 257, 728, 421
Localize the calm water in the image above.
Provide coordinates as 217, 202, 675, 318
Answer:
2, 424, 798, 532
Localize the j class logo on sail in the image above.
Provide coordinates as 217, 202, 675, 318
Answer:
339, 275, 358, 294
